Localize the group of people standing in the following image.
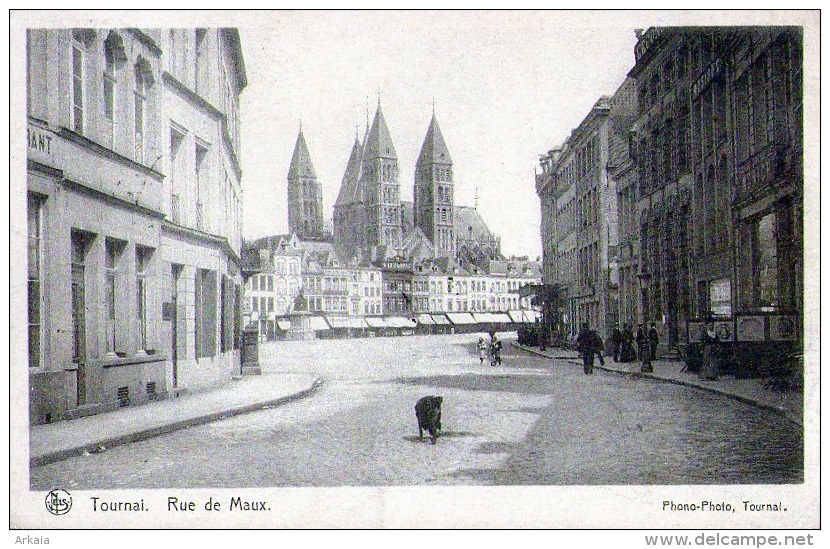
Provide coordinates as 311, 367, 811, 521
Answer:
477, 332, 503, 366
576, 322, 660, 375
609, 323, 659, 372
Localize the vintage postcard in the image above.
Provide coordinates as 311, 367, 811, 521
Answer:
8, 9, 820, 539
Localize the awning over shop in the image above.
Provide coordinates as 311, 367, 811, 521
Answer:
277, 320, 291, 330
386, 317, 417, 328
508, 310, 525, 323
416, 314, 435, 325
492, 313, 512, 324
446, 312, 476, 325
431, 314, 450, 325
325, 316, 351, 329
308, 316, 330, 331
349, 317, 368, 329
523, 310, 541, 323
365, 317, 387, 328
473, 312, 495, 323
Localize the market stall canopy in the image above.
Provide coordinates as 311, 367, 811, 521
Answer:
491, 313, 512, 323
277, 320, 291, 330
431, 314, 450, 325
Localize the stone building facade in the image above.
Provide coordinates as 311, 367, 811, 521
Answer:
628, 27, 802, 364
26, 27, 246, 424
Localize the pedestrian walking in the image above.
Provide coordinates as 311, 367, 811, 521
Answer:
477, 337, 489, 365
648, 322, 659, 361
699, 324, 720, 380
610, 325, 622, 362
576, 323, 594, 374
490, 334, 502, 366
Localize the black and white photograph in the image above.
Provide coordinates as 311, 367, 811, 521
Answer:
8, 9, 820, 538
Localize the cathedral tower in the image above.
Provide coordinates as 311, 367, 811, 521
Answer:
414, 112, 455, 257
287, 126, 324, 238
362, 103, 402, 250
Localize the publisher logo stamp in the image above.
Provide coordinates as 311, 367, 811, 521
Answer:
45, 489, 72, 516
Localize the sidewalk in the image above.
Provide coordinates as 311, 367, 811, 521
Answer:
512, 343, 803, 427
29, 372, 323, 467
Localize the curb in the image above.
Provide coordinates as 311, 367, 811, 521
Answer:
511, 343, 801, 427
30, 377, 325, 468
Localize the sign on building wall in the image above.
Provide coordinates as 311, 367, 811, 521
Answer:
769, 315, 797, 341
709, 278, 732, 317
714, 321, 734, 342
736, 316, 765, 341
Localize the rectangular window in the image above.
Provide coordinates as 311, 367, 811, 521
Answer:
195, 142, 209, 230
28, 195, 43, 368
72, 42, 84, 133
71, 231, 92, 364
134, 69, 147, 163
105, 238, 126, 355
136, 246, 153, 352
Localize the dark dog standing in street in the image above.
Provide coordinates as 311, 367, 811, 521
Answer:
415, 396, 443, 444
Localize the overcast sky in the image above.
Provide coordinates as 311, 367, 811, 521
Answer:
239, 11, 647, 259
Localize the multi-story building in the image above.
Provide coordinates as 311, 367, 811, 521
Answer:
628, 27, 802, 362
536, 83, 633, 340
162, 28, 246, 391
287, 126, 325, 239
25, 27, 245, 425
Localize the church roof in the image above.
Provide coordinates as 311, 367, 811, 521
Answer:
416, 114, 452, 166
363, 104, 397, 160
334, 136, 364, 207
288, 128, 317, 179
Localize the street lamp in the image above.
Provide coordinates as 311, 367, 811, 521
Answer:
637, 270, 652, 325
637, 270, 653, 372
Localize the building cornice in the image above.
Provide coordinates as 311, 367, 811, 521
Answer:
58, 127, 165, 181
162, 219, 241, 266
61, 177, 166, 220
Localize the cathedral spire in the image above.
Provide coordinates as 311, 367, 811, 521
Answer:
416, 111, 452, 167
364, 103, 397, 159
288, 125, 316, 179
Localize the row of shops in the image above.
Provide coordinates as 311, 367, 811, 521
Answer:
254, 310, 542, 341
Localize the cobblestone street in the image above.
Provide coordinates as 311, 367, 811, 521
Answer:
30, 333, 802, 489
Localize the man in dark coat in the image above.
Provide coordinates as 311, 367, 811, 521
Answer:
648, 323, 659, 361
622, 324, 635, 362
591, 328, 605, 366
610, 325, 622, 362
576, 323, 594, 374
